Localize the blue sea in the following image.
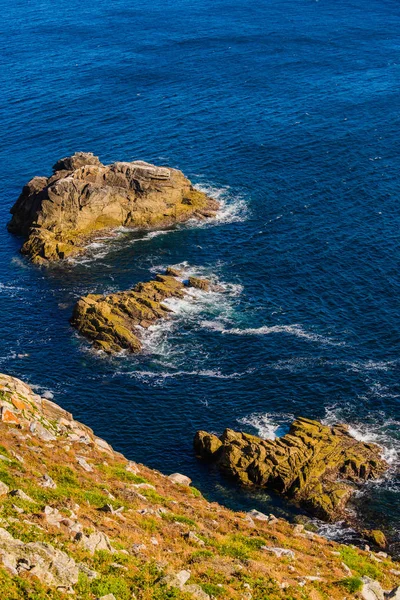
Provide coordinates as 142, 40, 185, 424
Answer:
1, 0, 399, 547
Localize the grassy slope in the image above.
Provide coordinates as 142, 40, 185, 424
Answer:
0, 374, 398, 600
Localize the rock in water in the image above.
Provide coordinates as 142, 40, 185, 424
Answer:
71, 270, 212, 353
8, 153, 219, 264
194, 417, 388, 522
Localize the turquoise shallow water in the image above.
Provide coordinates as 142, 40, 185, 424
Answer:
1, 0, 399, 549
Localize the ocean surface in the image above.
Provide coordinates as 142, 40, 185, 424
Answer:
1, 0, 399, 548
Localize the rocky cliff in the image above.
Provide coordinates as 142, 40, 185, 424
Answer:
0, 373, 399, 600
71, 270, 212, 354
8, 153, 219, 264
194, 418, 388, 523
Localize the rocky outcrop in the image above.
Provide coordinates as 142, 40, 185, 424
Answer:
71, 271, 212, 353
8, 152, 219, 264
194, 417, 388, 522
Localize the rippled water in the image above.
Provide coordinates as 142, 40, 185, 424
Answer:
1, 0, 399, 544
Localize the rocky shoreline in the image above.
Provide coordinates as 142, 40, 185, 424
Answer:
194, 418, 388, 529
8, 153, 219, 265
71, 269, 213, 354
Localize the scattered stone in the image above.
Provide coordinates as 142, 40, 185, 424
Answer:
94, 437, 113, 453
126, 461, 139, 474
9, 489, 35, 503
182, 531, 205, 545
29, 421, 56, 442
342, 562, 352, 576
0, 482, 9, 496
247, 509, 269, 522
98, 595, 117, 600
78, 563, 98, 579
75, 530, 114, 554
387, 587, 400, 600
261, 546, 295, 559
150, 537, 159, 545
76, 456, 93, 472
12, 504, 24, 514
168, 473, 192, 486
39, 474, 57, 489
162, 569, 191, 588
361, 576, 385, 600
184, 583, 211, 599
131, 543, 147, 554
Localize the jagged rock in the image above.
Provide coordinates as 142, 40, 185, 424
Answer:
168, 473, 192, 486
0, 527, 79, 591
75, 530, 114, 554
361, 576, 385, 600
188, 276, 211, 291
71, 271, 211, 354
8, 153, 219, 264
387, 587, 400, 599
194, 417, 388, 521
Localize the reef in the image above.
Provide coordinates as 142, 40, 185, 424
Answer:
71, 271, 212, 353
0, 373, 398, 600
194, 417, 388, 522
8, 152, 219, 264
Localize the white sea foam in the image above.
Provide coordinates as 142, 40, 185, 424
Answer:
68, 183, 247, 265
121, 368, 249, 384
323, 405, 400, 469
211, 323, 343, 346
238, 412, 294, 440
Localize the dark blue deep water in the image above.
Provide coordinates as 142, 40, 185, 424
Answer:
1, 0, 400, 545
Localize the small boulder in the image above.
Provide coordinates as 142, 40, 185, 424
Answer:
188, 276, 210, 291
361, 576, 385, 600
0, 482, 9, 496
168, 473, 192, 486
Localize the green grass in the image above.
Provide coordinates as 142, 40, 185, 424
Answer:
338, 576, 363, 593
340, 546, 383, 580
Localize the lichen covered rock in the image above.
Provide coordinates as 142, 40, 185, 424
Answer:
71, 271, 212, 353
8, 152, 219, 264
194, 417, 388, 521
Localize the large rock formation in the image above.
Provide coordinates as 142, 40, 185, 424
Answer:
194, 417, 388, 522
71, 271, 211, 353
8, 152, 219, 264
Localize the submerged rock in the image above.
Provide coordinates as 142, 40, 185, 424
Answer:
8, 152, 219, 264
194, 417, 388, 522
71, 270, 212, 353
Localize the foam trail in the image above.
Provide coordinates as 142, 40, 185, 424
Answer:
215, 324, 344, 346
